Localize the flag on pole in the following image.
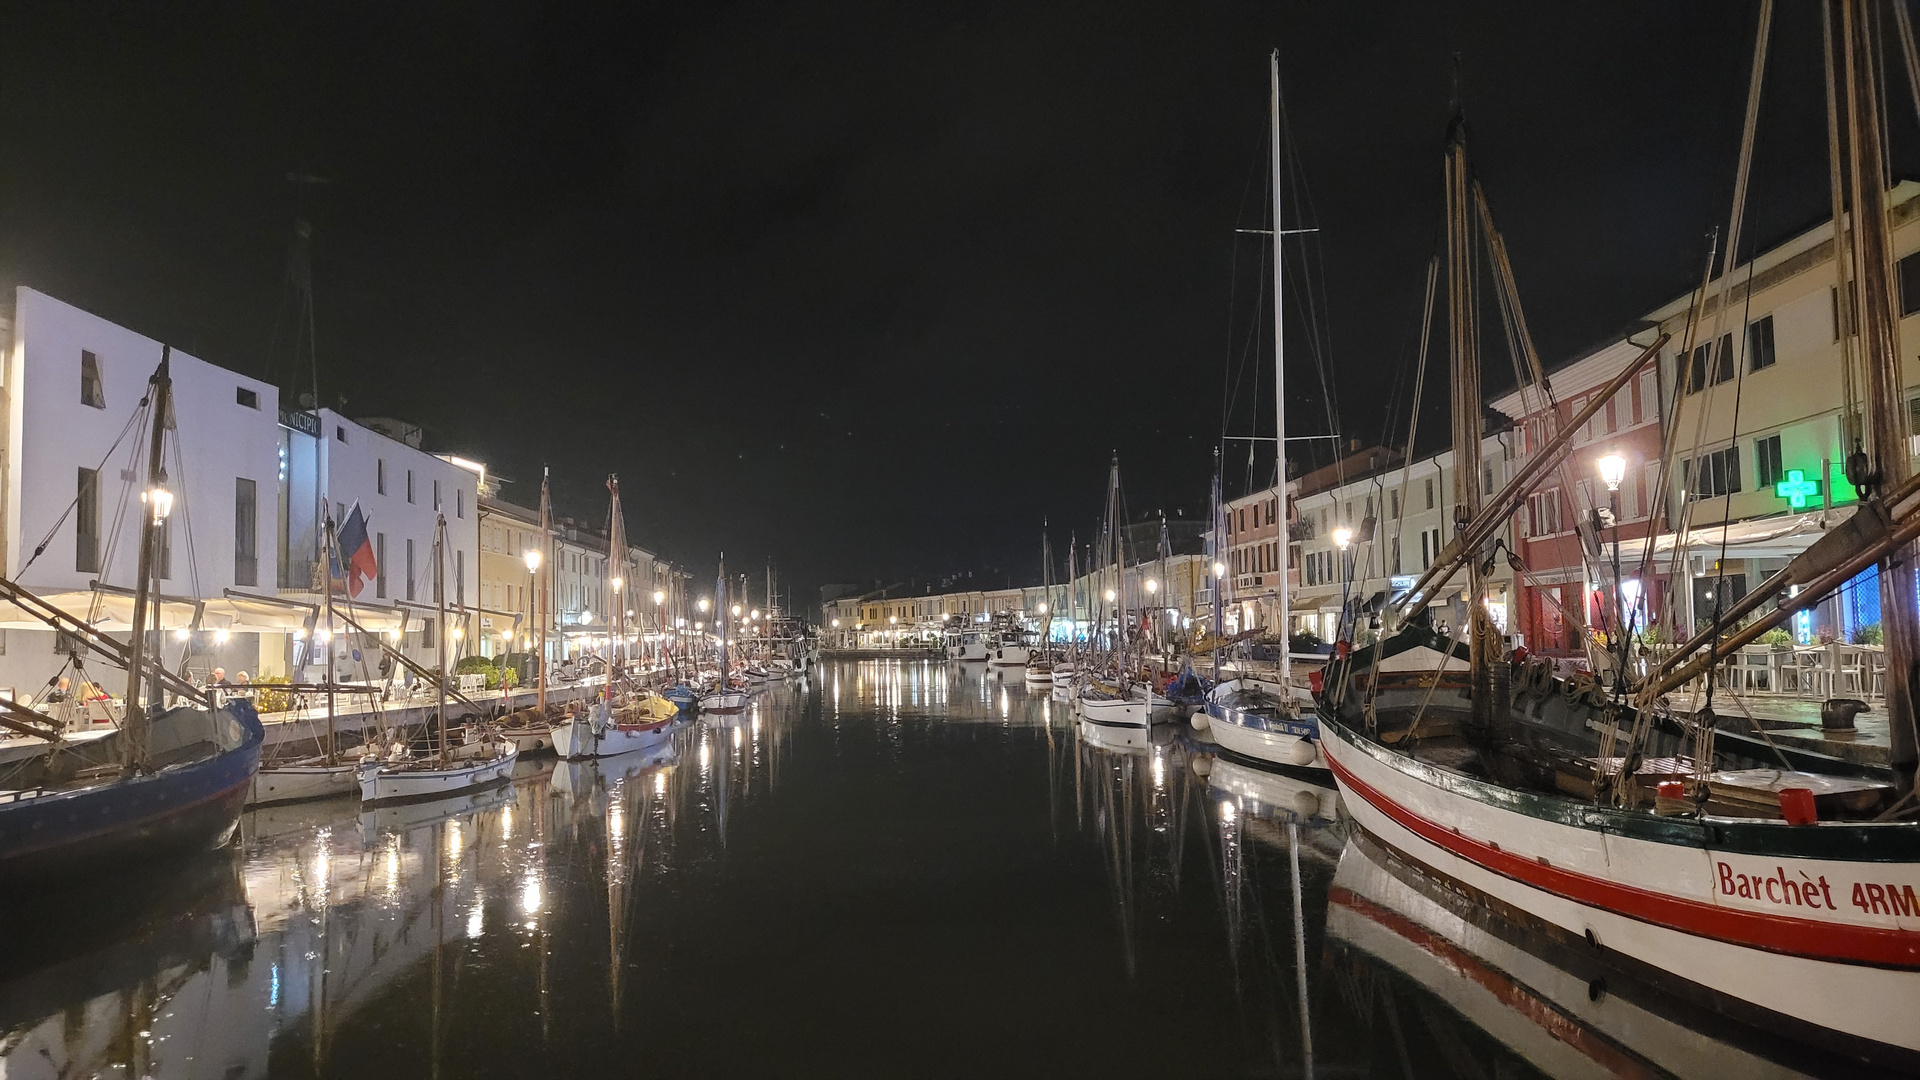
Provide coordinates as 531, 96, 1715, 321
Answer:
332, 501, 378, 598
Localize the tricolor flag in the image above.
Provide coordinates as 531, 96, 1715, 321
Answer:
331, 502, 378, 599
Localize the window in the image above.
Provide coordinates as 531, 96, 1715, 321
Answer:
1389, 490, 1400, 519
235, 386, 259, 409
76, 468, 100, 573
1425, 477, 1435, 510
1686, 334, 1734, 392
418, 618, 435, 650
1747, 315, 1776, 372
1754, 434, 1784, 490
406, 470, 416, 504
1687, 447, 1742, 500
456, 488, 465, 519
1391, 536, 1402, 575
1636, 369, 1656, 426
1528, 490, 1562, 537
80, 351, 105, 409
377, 459, 387, 496
234, 478, 258, 586
406, 539, 416, 601
456, 551, 465, 607
433, 479, 442, 511
335, 426, 347, 443
1420, 530, 1431, 570
376, 533, 388, 598
1901, 252, 1920, 317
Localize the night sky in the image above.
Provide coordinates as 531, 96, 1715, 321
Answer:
0, 3, 1887, 605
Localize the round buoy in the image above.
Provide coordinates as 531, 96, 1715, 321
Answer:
1292, 790, 1320, 818
1191, 755, 1213, 777
1190, 713, 1211, 732
1282, 739, 1317, 766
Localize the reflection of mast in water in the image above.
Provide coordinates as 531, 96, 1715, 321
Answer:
1080, 734, 1139, 979
1205, 772, 1323, 1079
431, 821, 445, 1080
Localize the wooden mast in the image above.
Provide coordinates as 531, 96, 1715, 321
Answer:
434, 513, 448, 768
323, 514, 338, 762
121, 348, 173, 773
607, 474, 625, 712
1839, 0, 1920, 793
1444, 99, 1493, 725
537, 468, 551, 717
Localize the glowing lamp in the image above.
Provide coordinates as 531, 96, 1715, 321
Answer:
1333, 527, 1353, 550
1598, 453, 1627, 492
523, 549, 542, 573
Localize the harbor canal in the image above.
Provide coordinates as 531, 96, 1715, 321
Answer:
0, 661, 1876, 1078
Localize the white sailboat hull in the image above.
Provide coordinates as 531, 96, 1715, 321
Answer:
701, 691, 749, 713
358, 743, 519, 806
1077, 694, 1148, 729
552, 717, 674, 760
946, 642, 989, 662
248, 761, 359, 807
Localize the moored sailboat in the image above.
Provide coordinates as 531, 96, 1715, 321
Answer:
0, 351, 264, 879
359, 514, 517, 805
1321, 18, 1920, 1063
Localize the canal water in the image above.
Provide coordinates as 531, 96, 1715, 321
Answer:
0, 660, 1872, 1078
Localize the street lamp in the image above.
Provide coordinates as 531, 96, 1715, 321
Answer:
1212, 561, 1226, 579
1146, 579, 1158, 595
1598, 453, 1628, 689
731, 604, 741, 617
832, 618, 840, 628
653, 590, 665, 605
1332, 527, 1355, 639
698, 597, 711, 613
523, 549, 541, 573
144, 486, 174, 523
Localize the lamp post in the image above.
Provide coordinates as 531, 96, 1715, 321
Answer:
523, 547, 543, 711
1598, 453, 1627, 690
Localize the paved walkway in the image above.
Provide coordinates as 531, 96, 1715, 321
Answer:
251, 677, 607, 752
1705, 692, 1891, 767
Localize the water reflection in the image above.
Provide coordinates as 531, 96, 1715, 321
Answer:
0, 663, 1878, 1077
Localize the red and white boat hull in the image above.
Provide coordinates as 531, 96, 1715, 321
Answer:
1320, 717, 1920, 1057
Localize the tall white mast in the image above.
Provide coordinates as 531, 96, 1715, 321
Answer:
1269, 48, 1292, 685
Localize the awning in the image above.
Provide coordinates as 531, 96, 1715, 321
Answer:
1604, 507, 1853, 565
238, 590, 412, 633
0, 589, 205, 632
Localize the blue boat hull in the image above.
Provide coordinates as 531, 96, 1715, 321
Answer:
0, 702, 264, 883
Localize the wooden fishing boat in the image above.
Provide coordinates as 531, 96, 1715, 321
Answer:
1322, 19, 1920, 1062
553, 697, 678, 759
1205, 675, 1324, 770
0, 352, 263, 879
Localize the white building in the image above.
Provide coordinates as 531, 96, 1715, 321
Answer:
0, 287, 484, 697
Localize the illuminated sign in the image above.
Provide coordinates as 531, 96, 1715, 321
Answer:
1773, 469, 1821, 509
1389, 575, 1415, 592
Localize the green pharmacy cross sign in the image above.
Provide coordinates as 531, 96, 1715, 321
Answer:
1774, 469, 1822, 509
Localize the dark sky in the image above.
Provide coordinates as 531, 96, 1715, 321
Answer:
0, 2, 1872, 604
